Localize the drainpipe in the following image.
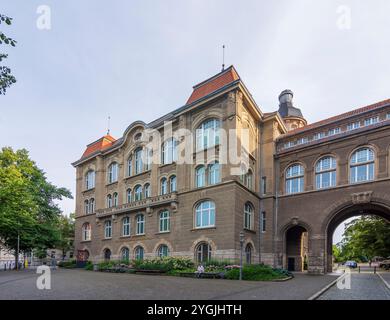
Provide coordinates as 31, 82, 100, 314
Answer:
274, 153, 280, 268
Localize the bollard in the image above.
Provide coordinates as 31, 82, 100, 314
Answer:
358, 266, 360, 273
374, 266, 376, 274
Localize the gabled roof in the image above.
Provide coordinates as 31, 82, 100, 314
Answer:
281, 98, 390, 138
186, 66, 240, 105
81, 134, 117, 158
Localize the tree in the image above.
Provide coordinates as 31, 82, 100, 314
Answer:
56, 213, 75, 260
0, 14, 17, 95
0, 147, 72, 267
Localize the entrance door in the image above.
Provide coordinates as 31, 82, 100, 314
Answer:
288, 258, 295, 271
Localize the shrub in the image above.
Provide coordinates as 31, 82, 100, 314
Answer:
85, 261, 93, 271
225, 264, 290, 281
133, 257, 194, 272
58, 260, 77, 268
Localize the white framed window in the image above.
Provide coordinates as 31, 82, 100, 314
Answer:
195, 166, 206, 188
297, 137, 309, 145
387, 112, 390, 120
169, 175, 177, 193
106, 194, 112, 208
104, 220, 112, 239
241, 169, 253, 190
82, 223, 91, 241
121, 247, 130, 261
350, 148, 375, 183
365, 116, 379, 126
89, 198, 95, 213
196, 119, 221, 151
135, 246, 144, 260
208, 162, 221, 185
162, 138, 178, 165
145, 148, 153, 171
113, 192, 118, 207
347, 121, 361, 131
144, 183, 151, 198
244, 203, 253, 230
84, 200, 89, 214
195, 201, 215, 229
126, 188, 132, 203
261, 212, 266, 233
85, 170, 95, 190
313, 132, 325, 140
136, 214, 145, 235
134, 185, 142, 201
160, 178, 168, 195
196, 243, 211, 263
315, 156, 337, 189
135, 148, 143, 175
157, 245, 169, 258
285, 164, 304, 194
328, 128, 341, 136
107, 162, 118, 184
122, 217, 130, 237
127, 157, 133, 176
159, 210, 170, 232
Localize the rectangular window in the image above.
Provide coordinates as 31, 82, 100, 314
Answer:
313, 132, 325, 140
347, 122, 361, 131
328, 128, 341, 136
364, 116, 379, 126
261, 212, 266, 233
387, 112, 390, 120
261, 176, 267, 195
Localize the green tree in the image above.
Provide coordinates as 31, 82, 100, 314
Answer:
0, 14, 17, 95
0, 147, 72, 267
56, 213, 75, 260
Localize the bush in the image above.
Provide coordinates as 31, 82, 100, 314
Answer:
85, 261, 93, 271
133, 257, 194, 272
225, 264, 291, 281
58, 260, 77, 268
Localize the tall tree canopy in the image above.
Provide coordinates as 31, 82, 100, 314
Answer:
0, 147, 72, 262
0, 14, 16, 95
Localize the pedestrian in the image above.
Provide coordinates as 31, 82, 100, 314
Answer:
195, 264, 205, 278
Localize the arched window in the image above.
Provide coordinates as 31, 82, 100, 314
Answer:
162, 138, 178, 165
89, 198, 95, 213
144, 183, 151, 198
122, 217, 130, 236
134, 185, 142, 201
82, 223, 91, 241
126, 188, 132, 203
208, 162, 221, 185
136, 214, 145, 235
121, 247, 130, 261
113, 192, 118, 207
160, 178, 168, 195
157, 245, 169, 258
106, 194, 112, 208
196, 119, 221, 151
169, 175, 177, 193
159, 210, 170, 232
285, 164, 304, 194
135, 148, 143, 175
195, 166, 206, 188
135, 246, 144, 260
104, 220, 112, 239
196, 243, 212, 263
85, 170, 95, 190
244, 203, 253, 230
316, 156, 337, 189
107, 162, 118, 184
84, 199, 89, 214
127, 156, 133, 176
145, 148, 153, 171
104, 248, 111, 261
245, 244, 253, 264
195, 201, 215, 228
350, 148, 375, 183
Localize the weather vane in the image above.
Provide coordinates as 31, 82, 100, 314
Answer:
222, 45, 225, 71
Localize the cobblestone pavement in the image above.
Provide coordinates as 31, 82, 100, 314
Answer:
318, 273, 390, 300
0, 269, 337, 300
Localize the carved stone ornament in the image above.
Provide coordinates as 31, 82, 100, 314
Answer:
351, 191, 373, 204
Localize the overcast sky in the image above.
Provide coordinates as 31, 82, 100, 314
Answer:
1, 0, 389, 243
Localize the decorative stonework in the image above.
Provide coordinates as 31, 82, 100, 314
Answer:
351, 191, 373, 204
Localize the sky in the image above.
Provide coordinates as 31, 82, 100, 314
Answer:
1, 0, 389, 244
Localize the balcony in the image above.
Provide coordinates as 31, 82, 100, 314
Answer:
95, 193, 178, 218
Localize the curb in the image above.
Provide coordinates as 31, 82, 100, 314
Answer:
377, 273, 390, 290
308, 272, 347, 300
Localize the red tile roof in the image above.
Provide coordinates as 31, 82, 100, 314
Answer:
186, 66, 240, 105
282, 98, 390, 138
82, 134, 116, 158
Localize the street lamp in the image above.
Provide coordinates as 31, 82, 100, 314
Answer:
239, 231, 245, 281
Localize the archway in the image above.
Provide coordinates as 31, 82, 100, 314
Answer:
326, 202, 390, 273
103, 248, 111, 262
285, 225, 309, 272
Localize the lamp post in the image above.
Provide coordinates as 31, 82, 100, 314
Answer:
239, 231, 245, 281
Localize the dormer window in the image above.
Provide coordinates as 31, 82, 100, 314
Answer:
328, 128, 341, 136
364, 116, 379, 126
313, 132, 325, 140
347, 122, 361, 131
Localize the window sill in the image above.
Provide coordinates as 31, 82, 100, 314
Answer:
156, 231, 170, 235
82, 188, 95, 193
80, 240, 91, 243
120, 235, 131, 239
191, 226, 216, 231
126, 170, 151, 180
106, 181, 118, 187
244, 228, 256, 234
134, 234, 146, 237
102, 238, 112, 241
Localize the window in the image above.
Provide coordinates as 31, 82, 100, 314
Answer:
387, 112, 390, 120
313, 132, 325, 140
104, 220, 112, 239
89, 198, 95, 213
285, 164, 304, 194
162, 138, 178, 164
144, 183, 151, 198
104, 249, 111, 261
134, 185, 142, 201
122, 217, 130, 236
208, 162, 221, 185
328, 128, 341, 136
169, 175, 177, 193
145, 148, 152, 171
315, 156, 337, 189
127, 157, 133, 176
113, 192, 118, 207
84, 200, 89, 214
82, 223, 91, 241
160, 178, 168, 195
347, 122, 361, 131
244, 203, 253, 230
350, 148, 375, 183
136, 214, 145, 235
85, 170, 95, 190
196, 243, 211, 263
135, 246, 144, 260
159, 210, 170, 232
107, 162, 118, 184
245, 170, 253, 190
365, 116, 379, 126
126, 188, 132, 203
196, 119, 221, 151
157, 245, 169, 258
261, 212, 266, 232
135, 148, 143, 174
195, 166, 206, 188
245, 244, 252, 264
297, 137, 308, 145
121, 247, 130, 261
261, 177, 267, 194
106, 194, 112, 208
195, 201, 215, 228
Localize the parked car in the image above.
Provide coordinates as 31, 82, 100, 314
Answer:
379, 260, 390, 270
344, 261, 358, 268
